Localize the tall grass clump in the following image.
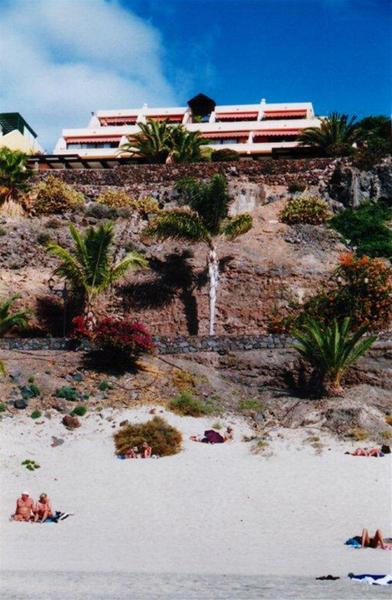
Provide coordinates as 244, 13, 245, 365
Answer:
114, 416, 182, 457
169, 390, 213, 417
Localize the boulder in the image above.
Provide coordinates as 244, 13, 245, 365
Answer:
14, 399, 28, 409
62, 415, 81, 429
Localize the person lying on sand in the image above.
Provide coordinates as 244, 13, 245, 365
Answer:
10, 491, 35, 521
346, 446, 390, 457
33, 493, 53, 523
358, 529, 392, 550
191, 427, 234, 444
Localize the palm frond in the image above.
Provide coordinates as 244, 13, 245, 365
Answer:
221, 214, 253, 240
143, 210, 210, 243
110, 251, 148, 284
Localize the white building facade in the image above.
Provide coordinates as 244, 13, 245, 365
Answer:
53, 99, 321, 158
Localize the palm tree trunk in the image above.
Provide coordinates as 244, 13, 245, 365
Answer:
324, 371, 344, 397
207, 242, 219, 336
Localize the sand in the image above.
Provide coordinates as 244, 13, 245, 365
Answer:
0, 407, 391, 587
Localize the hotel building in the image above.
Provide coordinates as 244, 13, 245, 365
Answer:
53, 97, 321, 161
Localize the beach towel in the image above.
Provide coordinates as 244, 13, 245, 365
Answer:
349, 574, 392, 586
203, 430, 224, 444
43, 511, 72, 523
345, 537, 362, 548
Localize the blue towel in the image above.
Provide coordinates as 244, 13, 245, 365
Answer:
345, 537, 361, 548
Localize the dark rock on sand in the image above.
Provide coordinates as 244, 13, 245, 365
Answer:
62, 415, 81, 429
14, 399, 28, 409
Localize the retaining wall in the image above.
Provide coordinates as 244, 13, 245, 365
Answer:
1, 334, 390, 355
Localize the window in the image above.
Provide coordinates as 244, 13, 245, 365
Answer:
67, 142, 119, 149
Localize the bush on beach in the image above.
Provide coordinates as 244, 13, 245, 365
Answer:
114, 416, 182, 457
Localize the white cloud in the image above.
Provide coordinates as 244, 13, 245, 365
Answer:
0, 0, 178, 150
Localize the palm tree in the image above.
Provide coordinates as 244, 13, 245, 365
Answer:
47, 222, 147, 317
166, 127, 206, 163
0, 295, 29, 375
120, 121, 206, 164
292, 317, 376, 396
143, 174, 253, 335
0, 147, 32, 203
120, 120, 172, 163
298, 112, 361, 156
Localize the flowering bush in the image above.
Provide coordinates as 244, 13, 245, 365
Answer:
302, 253, 392, 331
73, 315, 154, 365
280, 194, 331, 225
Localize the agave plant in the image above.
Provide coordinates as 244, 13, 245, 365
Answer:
47, 222, 147, 316
0, 147, 32, 203
292, 317, 376, 396
298, 112, 361, 156
143, 174, 252, 335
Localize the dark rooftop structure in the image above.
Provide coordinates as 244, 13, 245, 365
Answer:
0, 112, 38, 138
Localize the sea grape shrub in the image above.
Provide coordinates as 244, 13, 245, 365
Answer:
280, 194, 331, 225
73, 315, 154, 365
114, 416, 182, 457
303, 253, 392, 331
32, 176, 84, 214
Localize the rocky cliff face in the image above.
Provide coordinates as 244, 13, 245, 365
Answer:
319, 157, 392, 207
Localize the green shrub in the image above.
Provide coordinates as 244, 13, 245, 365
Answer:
0, 402, 6, 412
168, 390, 213, 417
114, 416, 182, 457
54, 386, 79, 401
0, 227, 6, 236
33, 176, 84, 214
211, 148, 240, 162
37, 231, 51, 245
280, 194, 331, 225
71, 405, 87, 417
98, 379, 111, 391
288, 180, 307, 194
330, 202, 392, 259
20, 383, 40, 399
30, 410, 42, 419
239, 398, 263, 411
21, 459, 40, 470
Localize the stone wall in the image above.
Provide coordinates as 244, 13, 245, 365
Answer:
33, 158, 334, 202
0, 333, 390, 355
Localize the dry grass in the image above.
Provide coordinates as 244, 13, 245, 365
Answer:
113, 416, 182, 457
348, 427, 369, 441
0, 199, 25, 217
385, 415, 392, 426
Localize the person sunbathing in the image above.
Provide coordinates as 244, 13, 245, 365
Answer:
34, 493, 53, 523
360, 529, 392, 549
141, 442, 152, 458
347, 447, 383, 457
124, 447, 139, 459
11, 491, 35, 521
190, 427, 234, 444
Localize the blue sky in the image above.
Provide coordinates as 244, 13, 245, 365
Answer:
0, 0, 389, 149
128, 0, 391, 117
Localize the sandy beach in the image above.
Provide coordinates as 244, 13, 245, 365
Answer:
1, 406, 391, 592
